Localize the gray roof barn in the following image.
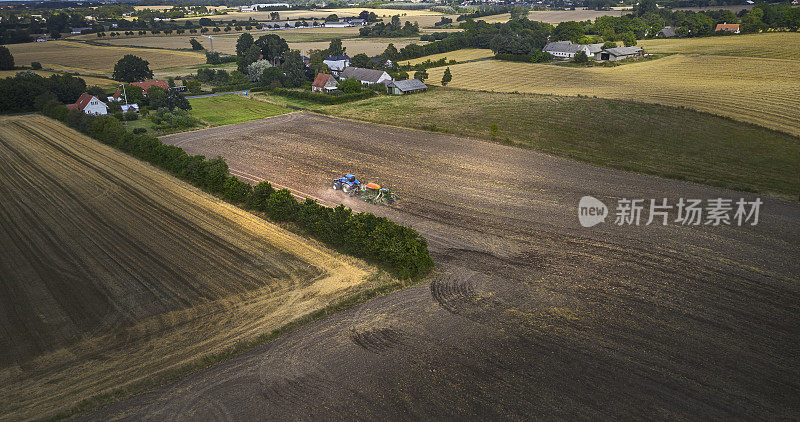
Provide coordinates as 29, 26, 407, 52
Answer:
543, 41, 584, 54
340, 67, 390, 84
604, 46, 644, 57
388, 79, 427, 93
657, 26, 677, 37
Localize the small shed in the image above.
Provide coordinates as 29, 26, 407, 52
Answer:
387, 79, 427, 95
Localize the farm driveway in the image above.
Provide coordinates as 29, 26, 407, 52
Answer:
85, 113, 800, 420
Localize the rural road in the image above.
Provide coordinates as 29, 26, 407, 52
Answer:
84, 113, 800, 420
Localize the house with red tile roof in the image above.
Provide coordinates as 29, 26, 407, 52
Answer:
66, 93, 108, 115
311, 73, 338, 92
112, 80, 170, 100
715, 23, 740, 33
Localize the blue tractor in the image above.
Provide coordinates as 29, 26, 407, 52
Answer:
332, 174, 361, 195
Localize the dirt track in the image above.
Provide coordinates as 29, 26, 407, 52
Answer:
86, 113, 800, 420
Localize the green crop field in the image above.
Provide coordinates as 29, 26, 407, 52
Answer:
189, 94, 293, 126
321, 89, 799, 198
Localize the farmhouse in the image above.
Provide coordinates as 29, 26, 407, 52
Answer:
339, 66, 392, 85
543, 41, 604, 59
66, 93, 108, 115
387, 79, 427, 95
347, 18, 368, 27
311, 73, 338, 92
715, 23, 740, 33
595, 46, 644, 61
112, 80, 170, 100
656, 26, 677, 38
323, 55, 350, 75
324, 21, 351, 28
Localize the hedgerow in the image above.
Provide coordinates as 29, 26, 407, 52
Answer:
39, 101, 433, 279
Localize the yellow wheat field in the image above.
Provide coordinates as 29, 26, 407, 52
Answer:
638, 32, 800, 60
0, 115, 389, 420
0, 69, 120, 88
427, 55, 800, 136
480, 8, 624, 24
3, 40, 206, 76
400, 48, 494, 65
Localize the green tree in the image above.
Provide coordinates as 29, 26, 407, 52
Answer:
224, 176, 253, 204
327, 38, 346, 56
0, 46, 14, 70
413, 68, 428, 82
325, 14, 339, 22
112, 55, 153, 82
279, 50, 307, 88
205, 156, 229, 193
381, 43, 399, 62
621, 32, 637, 47
236, 32, 254, 56
350, 53, 370, 68
256, 34, 289, 64
147, 86, 191, 110
573, 50, 589, 63
441, 67, 452, 86
339, 78, 362, 93
189, 38, 204, 50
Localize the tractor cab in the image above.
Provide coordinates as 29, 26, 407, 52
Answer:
332, 173, 361, 194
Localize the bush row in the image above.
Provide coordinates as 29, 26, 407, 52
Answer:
39, 101, 433, 279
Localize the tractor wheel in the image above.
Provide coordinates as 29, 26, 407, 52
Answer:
333, 182, 341, 190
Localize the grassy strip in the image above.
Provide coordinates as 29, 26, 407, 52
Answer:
48, 276, 421, 421
188, 94, 293, 126
319, 88, 800, 199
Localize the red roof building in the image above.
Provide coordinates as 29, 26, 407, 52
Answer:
311, 73, 338, 92
715, 23, 740, 33
113, 80, 170, 99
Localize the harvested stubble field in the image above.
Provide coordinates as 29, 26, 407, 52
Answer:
0, 115, 387, 420
319, 89, 799, 198
426, 54, 800, 136
479, 8, 623, 24
174, 7, 445, 23
638, 32, 800, 59
3, 41, 205, 76
289, 36, 424, 56
0, 69, 120, 88
87, 113, 800, 421
399, 48, 494, 65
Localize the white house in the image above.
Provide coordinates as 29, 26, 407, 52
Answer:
339, 67, 392, 85
66, 93, 108, 115
323, 55, 350, 75
324, 21, 351, 28
543, 41, 603, 59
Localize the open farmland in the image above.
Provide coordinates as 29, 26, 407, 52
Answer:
0, 115, 388, 420
94, 27, 363, 54
2, 41, 205, 76
426, 54, 800, 137
638, 32, 800, 59
480, 8, 623, 24
189, 94, 293, 126
319, 89, 799, 198
289, 36, 424, 56
399, 48, 494, 65
0, 70, 120, 89
174, 7, 445, 23
87, 113, 800, 421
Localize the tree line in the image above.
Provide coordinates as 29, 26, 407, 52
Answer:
36, 96, 433, 280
